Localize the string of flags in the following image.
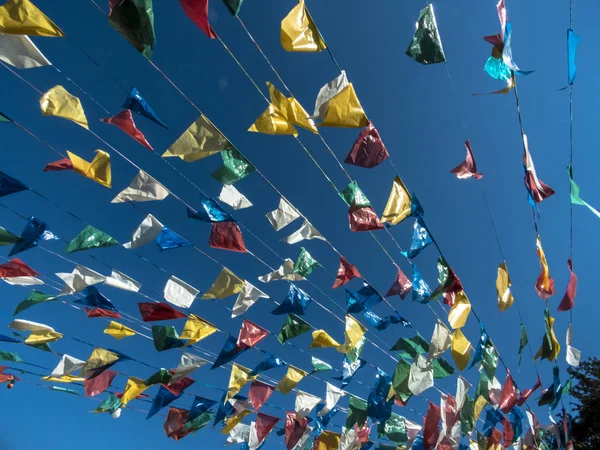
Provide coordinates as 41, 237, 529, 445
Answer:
0, 0, 585, 448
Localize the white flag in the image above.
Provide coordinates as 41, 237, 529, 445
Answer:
0, 33, 51, 69
56, 264, 106, 295
339, 427, 361, 450
312, 71, 349, 121
566, 324, 581, 367
408, 354, 434, 395
169, 352, 207, 385
105, 269, 141, 292
3, 276, 44, 286
123, 214, 164, 249
281, 220, 325, 244
455, 376, 472, 411
50, 354, 85, 378
112, 170, 169, 203
266, 198, 300, 231
318, 382, 345, 416
428, 319, 452, 360
164, 275, 199, 308
9, 319, 55, 333
259, 258, 305, 283
294, 390, 320, 419
226, 422, 251, 446
405, 419, 423, 448
219, 185, 252, 210
232, 280, 268, 318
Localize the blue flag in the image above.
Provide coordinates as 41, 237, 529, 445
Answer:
123, 87, 166, 128
75, 286, 117, 311
156, 227, 191, 250
187, 396, 217, 423
214, 392, 233, 425
567, 29, 581, 85
412, 264, 431, 303
470, 323, 489, 369
211, 335, 246, 369
0, 171, 28, 198
9, 217, 48, 256
147, 385, 183, 419
401, 217, 432, 259
249, 352, 286, 376
367, 369, 393, 423
482, 408, 504, 437
364, 309, 411, 331
187, 198, 235, 223
339, 356, 367, 388
410, 193, 424, 218
271, 283, 312, 315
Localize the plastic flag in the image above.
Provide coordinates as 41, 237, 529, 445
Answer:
108, 0, 155, 58
0, 33, 51, 68
345, 122, 389, 168
39, 85, 88, 128
280, 0, 326, 52
0, 0, 64, 37
406, 4, 445, 64
179, 0, 216, 39
381, 176, 411, 225
451, 140, 483, 180
64, 225, 118, 253
164, 115, 232, 161
123, 87, 166, 128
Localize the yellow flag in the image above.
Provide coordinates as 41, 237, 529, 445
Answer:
103, 321, 135, 340
535, 311, 561, 362
276, 365, 308, 394
180, 314, 218, 345
496, 261, 514, 312
202, 268, 244, 300
535, 234, 554, 299
25, 329, 63, 344
163, 115, 232, 162
451, 328, 471, 371
317, 430, 341, 450
221, 409, 252, 434
381, 176, 411, 225
280, 0, 326, 52
120, 376, 149, 406
83, 348, 120, 374
473, 395, 489, 422
226, 364, 256, 402
40, 85, 88, 129
309, 330, 341, 349
343, 315, 366, 355
67, 150, 112, 188
249, 83, 317, 136
448, 290, 471, 329
41, 374, 85, 383
0, 0, 64, 37
319, 84, 368, 128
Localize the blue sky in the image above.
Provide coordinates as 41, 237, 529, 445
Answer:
0, 0, 596, 448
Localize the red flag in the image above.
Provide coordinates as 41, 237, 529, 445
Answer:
0, 258, 39, 278
256, 412, 280, 443
499, 373, 518, 413
0, 366, 15, 384
558, 258, 577, 312
488, 428, 502, 448
285, 412, 308, 450
385, 266, 412, 300
237, 319, 269, 349
451, 140, 482, 180
164, 407, 193, 440
443, 394, 460, 430
138, 302, 187, 322
345, 122, 389, 169
525, 172, 555, 204
517, 375, 542, 406
101, 110, 154, 151
422, 401, 441, 450
502, 417, 515, 447
44, 158, 73, 172
209, 222, 247, 253
249, 381, 275, 412
332, 256, 362, 288
179, 0, 216, 39
85, 369, 117, 397
86, 308, 122, 319
165, 374, 195, 396
348, 204, 384, 232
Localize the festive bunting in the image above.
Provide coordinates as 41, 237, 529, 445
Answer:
82, 347, 121, 374
147, 385, 183, 419
249, 380, 274, 412
385, 266, 412, 300
254, 413, 280, 446
276, 365, 308, 394
422, 401, 441, 450
259, 258, 306, 283
249, 352, 286, 376
219, 185, 252, 210
448, 290, 471, 329
345, 122, 389, 168
85, 369, 117, 397
74, 286, 117, 312
408, 355, 434, 395
103, 321, 135, 340
152, 326, 186, 351
496, 261, 515, 312
50, 354, 85, 378
412, 264, 432, 303
451, 140, 483, 180
332, 257, 361, 289
535, 234, 555, 300
348, 203, 384, 232
285, 412, 308, 450
212, 335, 247, 369
406, 4, 445, 64
108, 0, 155, 58
55, 264, 105, 295
346, 395, 368, 429
66, 150, 112, 188
0, 0, 64, 37
170, 353, 207, 385
343, 315, 367, 357
179, 314, 217, 345
163, 407, 192, 440
203, 268, 244, 300
0, 258, 39, 278
557, 258, 577, 312
523, 135, 554, 204
311, 357, 332, 374
309, 329, 341, 349
120, 376, 150, 406
44, 157, 72, 171
226, 364, 256, 401
101, 110, 153, 150
499, 372, 518, 413
295, 390, 320, 419
156, 227, 190, 250
569, 166, 600, 218
381, 176, 411, 225
429, 319, 452, 359
267, 198, 300, 231
138, 302, 187, 322
0, 227, 20, 246
316, 79, 368, 128
502, 23, 533, 75
0, 33, 51, 68
317, 430, 341, 450
272, 283, 313, 315
517, 375, 541, 406
223, 0, 243, 16
188, 198, 235, 223
105, 269, 141, 292
209, 222, 247, 252
0, 171, 28, 197
565, 324, 581, 367
278, 314, 311, 344
212, 149, 256, 185
402, 217, 433, 259
179, 0, 215, 39
341, 181, 371, 207
163, 115, 232, 161
237, 319, 269, 349
93, 393, 121, 415
40, 85, 88, 129
451, 328, 471, 371
123, 87, 166, 128
64, 225, 118, 253
280, 0, 326, 52
535, 309, 560, 361
164, 275, 199, 308
281, 220, 325, 245
187, 396, 217, 424
232, 281, 268, 317
9, 216, 50, 256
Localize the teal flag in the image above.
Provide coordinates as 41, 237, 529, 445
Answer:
310, 356, 332, 374
346, 395, 368, 429
64, 225, 118, 253
0, 227, 20, 246
14, 291, 56, 316
0, 350, 22, 362
211, 149, 255, 185
294, 247, 323, 277
340, 181, 371, 207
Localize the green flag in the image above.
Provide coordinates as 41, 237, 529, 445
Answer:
151, 326, 186, 352
475, 371, 491, 403
346, 395, 368, 429
340, 181, 371, 207
518, 322, 529, 369
406, 4, 446, 65
183, 411, 214, 432
64, 225, 118, 253
432, 357, 455, 379
430, 257, 452, 300
0, 350, 22, 362
211, 149, 255, 185
562, 378, 572, 395
93, 393, 122, 414
108, 0, 155, 58
345, 335, 366, 364
0, 227, 20, 246
310, 356, 332, 374
538, 387, 554, 406
294, 247, 323, 277
222, 0, 244, 16
377, 413, 407, 444
390, 333, 429, 356
144, 368, 173, 386
460, 395, 475, 435
277, 314, 312, 344
0, 113, 11, 123
391, 358, 412, 402
569, 166, 600, 218
481, 343, 498, 379
14, 291, 56, 316
27, 342, 52, 352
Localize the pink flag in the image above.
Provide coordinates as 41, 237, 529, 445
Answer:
0, 258, 39, 278
237, 319, 269, 349
385, 266, 412, 300
558, 258, 577, 312
256, 413, 279, 443
499, 373, 518, 413
348, 204, 384, 232
209, 222, 247, 253
165, 375, 195, 396
249, 381, 275, 411
85, 369, 117, 397
179, 0, 216, 39
101, 110, 154, 151
44, 158, 73, 172
138, 302, 187, 322
344, 122, 389, 168
450, 140, 482, 180
86, 308, 122, 319
422, 401, 441, 450
502, 417, 515, 447
332, 257, 362, 288
517, 375, 542, 406
285, 412, 308, 450
164, 407, 192, 440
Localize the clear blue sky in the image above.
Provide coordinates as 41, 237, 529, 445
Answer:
0, 0, 596, 448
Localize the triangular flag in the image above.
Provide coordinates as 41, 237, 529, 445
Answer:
496, 261, 515, 312
180, 314, 218, 345
280, 0, 326, 52
236, 319, 269, 349
219, 185, 252, 210
103, 321, 135, 340
123, 87, 166, 128
101, 110, 153, 150
108, 0, 155, 58
203, 268, 244, 300
64, 225, 118, 253
451, 140, 483, 180
281, 220, 325, 245
381, 176, 411, 225
123, 214, 164, 249
40, 85, 88, 129
138, 302, 187, 322
332, 256, 361, 288
0, 171, 28, 197
249, 380, 275, 412
406, 4, 445, 64
232, 280, 268, 317
385, 266, 412, 300
535, 234, 555, 300
67, 150, 111, 188
209, 222, 247, 253
163, 115, 231, 161
558, 258, 577, 312
178, 0, 216, 38
0, 0, 64, 37
0, 33, 51, 68
267, 198, 300, 231
112, 170, 169, 203
164, 276, 199, 308
345, 122, 389, 168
